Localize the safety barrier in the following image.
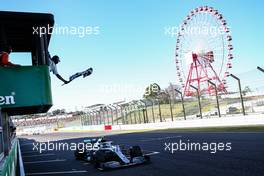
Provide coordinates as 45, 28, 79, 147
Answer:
58, 114, 264, 132
0, 138, 21, 176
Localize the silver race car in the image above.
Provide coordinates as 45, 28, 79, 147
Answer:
74, 137, 150, 170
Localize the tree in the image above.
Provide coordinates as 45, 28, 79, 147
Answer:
164, 83, 182, 102
143, 83, 161, 99
158, 90, 170, 104
52, 109, 66, 116
242, 86, 252, 96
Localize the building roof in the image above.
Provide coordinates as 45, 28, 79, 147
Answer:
0, 11, 54, 52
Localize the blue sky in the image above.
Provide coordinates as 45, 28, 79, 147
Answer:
1, 0, 264, 111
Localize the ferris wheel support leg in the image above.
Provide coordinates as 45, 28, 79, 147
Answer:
184, 63, 194, 96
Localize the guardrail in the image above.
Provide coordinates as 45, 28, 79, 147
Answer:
0, 138, 24, 176
58, 114, 264, 132
17, 140, 25, 176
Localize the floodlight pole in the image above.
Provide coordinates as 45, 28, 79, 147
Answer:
208, 80, 221, 117
257, 66, 264, 73
229, 74, 245, 115
190, 85, 202, 119
175, 89, 186, 120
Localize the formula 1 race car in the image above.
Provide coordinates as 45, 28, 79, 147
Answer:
74, 137, 150, 170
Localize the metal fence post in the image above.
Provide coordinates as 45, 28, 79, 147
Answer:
208, 80, 221, 117
229, 74, 245, 115
190, 85, 202, 119
175, 89, 186, 120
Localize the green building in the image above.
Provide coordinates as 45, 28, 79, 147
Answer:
0, 11, 54, 175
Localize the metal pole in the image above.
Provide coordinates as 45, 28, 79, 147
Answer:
126, 105, 131, 124
91, 112, 95, 125
175, 89, 186, 120
190, 85, 202, 119
131, 103, 137, 124
257, 66, 264, 73
116, 104, 124, 125
208, 80, 221, 117
139, 101, 146, 123
84, 113, 88, 126
230, 74, 246, 115
99, 110, 103, 124
135, 102, 142, 124
157, 99, 162, 122
101, 109, 106, 125
83, 114, 86, 126
92, 111, 97, 125
107, 106, 114, 125
96, 111, 100, 125
124, 105, 128, 124
90, 111, 94, 125
89, 112, 92, 125
169, 97, 173, 121
149, 99, 155, 122
140, 100, 149, 123
105, 107, 110, 125
128, 104, 133, 124
128, 103, 135, 124
87, 112, 91, 125
111, 104, 118, 125
80, 114, 84, 126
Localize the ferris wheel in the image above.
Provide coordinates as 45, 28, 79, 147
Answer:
175, 6, 233, 96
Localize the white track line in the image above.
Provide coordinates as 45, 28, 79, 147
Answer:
144, 151, 160, 156
26, 170, 88, 175
140, 135, 182, 142
24, 159, 66, 164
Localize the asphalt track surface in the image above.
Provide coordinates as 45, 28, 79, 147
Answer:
19, 131, 264, 176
